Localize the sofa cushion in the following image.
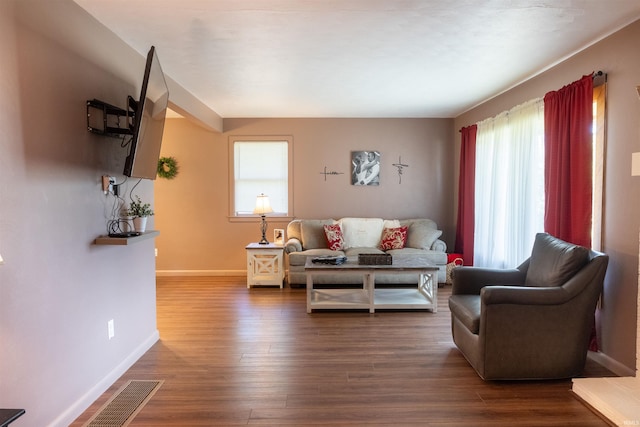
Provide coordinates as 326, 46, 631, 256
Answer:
286, 220, 302, 242
344, 247, 386, 256
385, 248, 447, 265
525, 233, 590, 288
379, 226, 408, 250
324, 223, 345, 251
339, 218, 384, 248
301, 219, 335, 249
405, 220, 443, 250
448, 295, 481, 334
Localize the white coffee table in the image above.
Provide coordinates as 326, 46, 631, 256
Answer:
304, 257, 438, 313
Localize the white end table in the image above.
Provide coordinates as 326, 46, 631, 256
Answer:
246, 243, 284, 288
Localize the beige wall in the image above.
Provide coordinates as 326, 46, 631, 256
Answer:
454, 19, 640, 373
155, 117, 455, 273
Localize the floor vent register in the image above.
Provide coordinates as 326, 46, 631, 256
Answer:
83, 380, 164, 427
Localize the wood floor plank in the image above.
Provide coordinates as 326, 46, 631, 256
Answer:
70, 277, 615, 426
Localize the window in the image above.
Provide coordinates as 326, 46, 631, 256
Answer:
474, 98, 545, 268
592, 83, 606, 251
473, 82, 606, 267
229, 136, 293, 219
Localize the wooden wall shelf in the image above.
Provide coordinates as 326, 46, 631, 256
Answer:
94, 230, 159, 246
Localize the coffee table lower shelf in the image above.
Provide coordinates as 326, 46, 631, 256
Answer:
308, 287, 436, 313
305, 257, 438, 314
308, 288, 372, 311
374, 288, 435, 309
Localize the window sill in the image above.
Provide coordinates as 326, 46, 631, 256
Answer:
228, 215, 294, 223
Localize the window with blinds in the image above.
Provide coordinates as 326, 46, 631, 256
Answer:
230, 136, 293, 218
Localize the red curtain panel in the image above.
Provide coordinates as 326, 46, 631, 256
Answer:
455, 124, 477, 266
543, 74, 594, 248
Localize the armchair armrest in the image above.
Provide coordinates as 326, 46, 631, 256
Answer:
482, 285, 570, 306
451, 267, 526, 295
284, 238, 302, 254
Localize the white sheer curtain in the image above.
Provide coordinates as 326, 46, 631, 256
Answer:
474, 98, 545, 268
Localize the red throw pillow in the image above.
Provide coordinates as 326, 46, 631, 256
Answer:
324, 223, 345, 251
379, 226, 408, 250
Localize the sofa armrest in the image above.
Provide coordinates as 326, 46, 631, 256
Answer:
431, 238, 447, 252
481, 285, 569, 306
451, 267, 526, 295
284, 238, 302, 254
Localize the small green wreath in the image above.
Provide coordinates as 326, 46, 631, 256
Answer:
157, 156, 179, 179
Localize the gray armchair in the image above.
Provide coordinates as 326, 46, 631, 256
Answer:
448, 233, 608, 380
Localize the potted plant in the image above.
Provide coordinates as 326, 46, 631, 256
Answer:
127, 195, 154, 232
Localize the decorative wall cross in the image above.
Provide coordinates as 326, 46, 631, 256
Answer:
392, 156, 409, 184
320, 166, 344, 181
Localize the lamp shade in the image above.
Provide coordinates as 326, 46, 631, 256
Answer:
253, 193, 273, 215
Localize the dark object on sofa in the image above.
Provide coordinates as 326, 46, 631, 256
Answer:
311, 256, 347, 265
448, 233, 608, 380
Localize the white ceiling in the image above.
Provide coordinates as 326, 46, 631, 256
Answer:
73, 0, 640, 118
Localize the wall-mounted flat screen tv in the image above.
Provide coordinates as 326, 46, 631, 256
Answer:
123, 46, 169, 180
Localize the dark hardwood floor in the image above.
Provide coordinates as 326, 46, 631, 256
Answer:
71, 277, 614, 426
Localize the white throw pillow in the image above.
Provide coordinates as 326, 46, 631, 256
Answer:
339, 218, 384, 248
383, 219, 400, 229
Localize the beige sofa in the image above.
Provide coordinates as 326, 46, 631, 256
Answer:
284, 217, 447, 287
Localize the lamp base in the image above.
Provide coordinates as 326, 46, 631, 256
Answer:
258, 214, 269, 244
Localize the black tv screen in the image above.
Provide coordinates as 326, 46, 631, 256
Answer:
123, 46, 169, 180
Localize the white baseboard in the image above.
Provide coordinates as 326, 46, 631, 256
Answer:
49, 330, 160, 427
156, 269, 246, 277
588, 350, 635, 377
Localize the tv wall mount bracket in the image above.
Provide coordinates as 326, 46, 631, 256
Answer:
86, 97, 138, 138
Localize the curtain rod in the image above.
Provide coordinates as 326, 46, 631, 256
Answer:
593, 70, 607, 86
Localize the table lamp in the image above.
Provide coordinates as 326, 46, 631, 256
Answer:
253, 193, 273, 244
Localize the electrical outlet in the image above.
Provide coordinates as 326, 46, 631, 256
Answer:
108, 319, 115, 340
633, 152, 640, 176
102, 175, 116, 194
102, 175, 110, 193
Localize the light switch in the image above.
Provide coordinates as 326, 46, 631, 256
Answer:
0, 253, 4, 265
633, 152, 640, 176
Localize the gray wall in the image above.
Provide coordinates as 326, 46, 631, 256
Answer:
1, 1, 159, 425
